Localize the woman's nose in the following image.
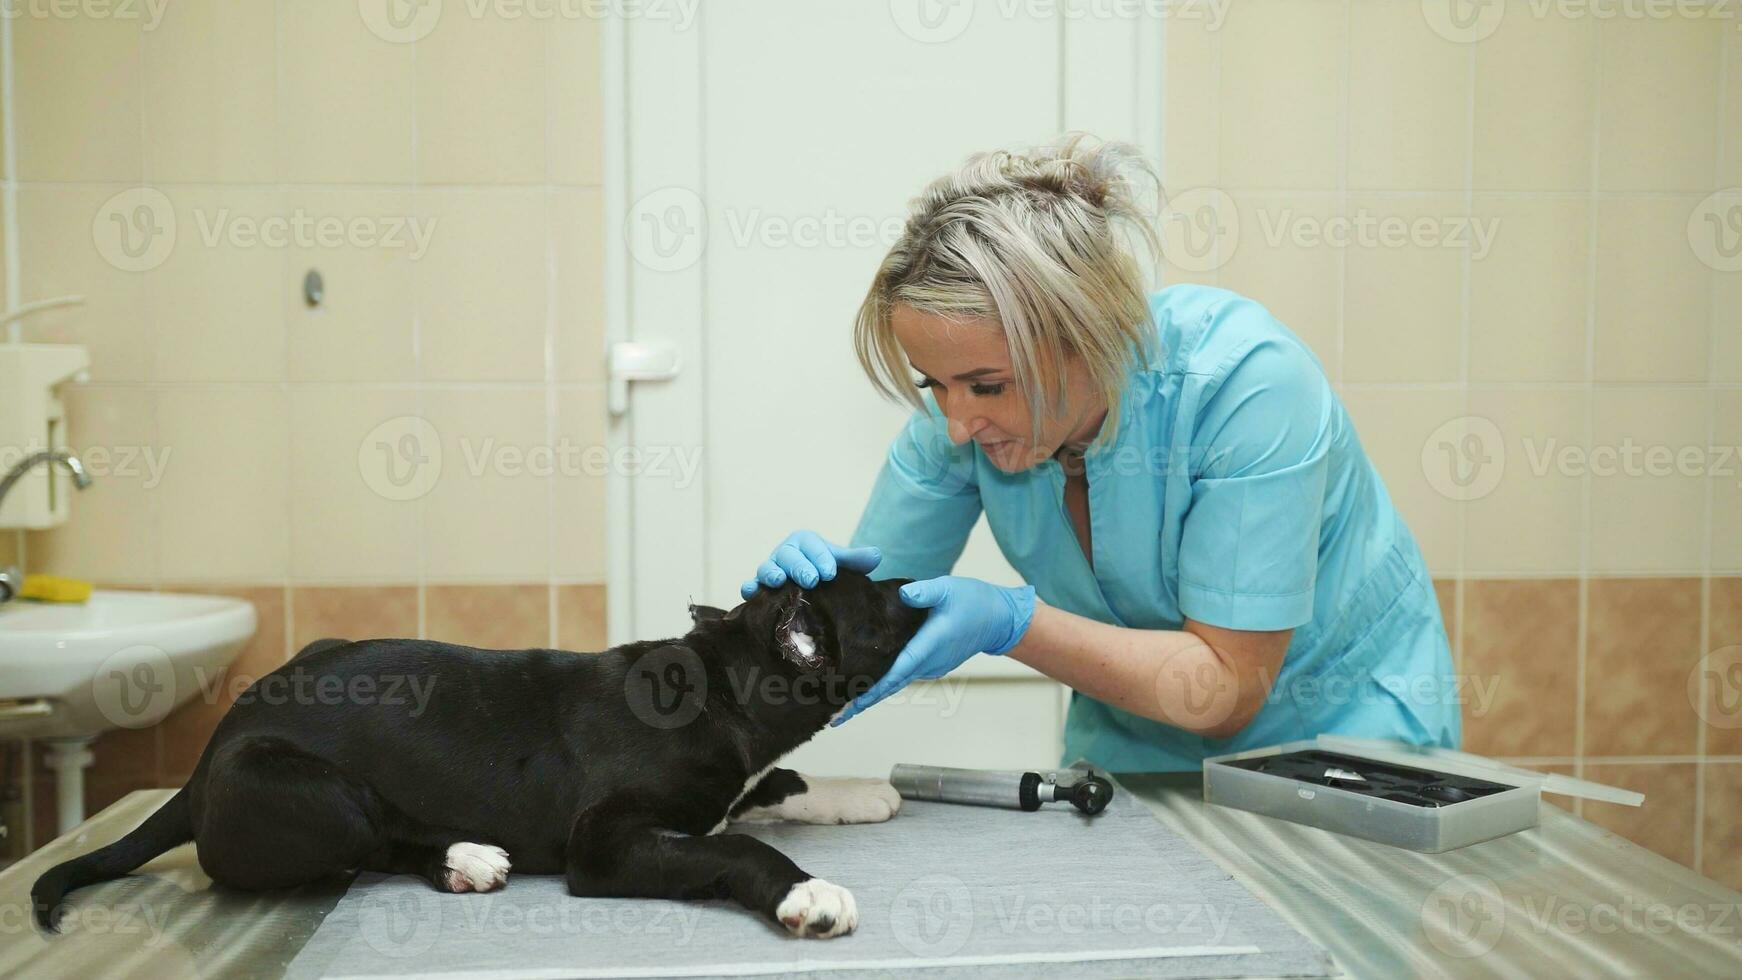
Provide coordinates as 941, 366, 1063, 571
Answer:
945, 414, 986, 446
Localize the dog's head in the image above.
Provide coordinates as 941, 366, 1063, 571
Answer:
691, 572, 927, 694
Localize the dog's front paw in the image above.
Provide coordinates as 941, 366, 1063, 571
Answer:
739, 777, 902, 826
442, 842, 511, 893
792, 777, 900, 824
826, 778, 902, 824
776, 878, 858, 938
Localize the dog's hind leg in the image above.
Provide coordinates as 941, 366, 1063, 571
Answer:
565, 795, 857, 939
199, 736, 511, 894
194, 736, 388, 890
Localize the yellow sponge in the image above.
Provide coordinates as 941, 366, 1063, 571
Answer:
17, 574, 93, 603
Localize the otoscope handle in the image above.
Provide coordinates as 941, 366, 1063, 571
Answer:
890, 764, 1115, 814
891, 764, 1043, 811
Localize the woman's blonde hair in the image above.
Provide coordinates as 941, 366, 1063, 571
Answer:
854, 133, 1162, 448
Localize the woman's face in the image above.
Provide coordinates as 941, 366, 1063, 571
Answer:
891, 304, 1106, 473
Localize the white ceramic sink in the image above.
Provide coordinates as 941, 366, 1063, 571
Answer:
0, 590, 257, 740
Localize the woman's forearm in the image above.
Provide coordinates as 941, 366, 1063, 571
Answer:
1003, 600, 1279, 738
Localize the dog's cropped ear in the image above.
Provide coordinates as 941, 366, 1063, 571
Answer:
688, 602, 730, 625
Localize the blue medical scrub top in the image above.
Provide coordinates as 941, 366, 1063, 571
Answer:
850, 284, 1460, 772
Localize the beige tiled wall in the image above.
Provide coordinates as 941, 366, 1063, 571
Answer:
1168, 0, 1739, 884
8, 0, 607, 594
1, 1, 608, 854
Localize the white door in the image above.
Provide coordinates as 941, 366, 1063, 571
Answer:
606, 2, 1162, 776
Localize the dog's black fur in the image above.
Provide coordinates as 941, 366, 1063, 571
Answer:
32, 572, 925, 937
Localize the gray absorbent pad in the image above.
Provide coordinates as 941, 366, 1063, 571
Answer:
285, 784, 1333, 979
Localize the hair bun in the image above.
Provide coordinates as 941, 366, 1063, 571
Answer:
941, 133, 1158, 235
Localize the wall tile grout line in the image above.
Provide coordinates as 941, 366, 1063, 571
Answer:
1699, 576, 1713, 874
4, 180, 608, 192
697, 2, 713, 611
1694, 14, 1732, 877
1334, 0, 1348, 387
1573, 14, 1604, 808
409, 12, 429, 646
1454, 13, 1478, 670
0, 6, 18, 344
545, 23, 561, 651
2, 0, 25, 580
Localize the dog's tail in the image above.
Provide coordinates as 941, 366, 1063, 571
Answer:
30, 786, 193, 932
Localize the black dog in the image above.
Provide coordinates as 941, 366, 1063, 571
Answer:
33, 572, 926, 938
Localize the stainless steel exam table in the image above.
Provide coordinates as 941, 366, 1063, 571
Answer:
3, 775, 1739, 977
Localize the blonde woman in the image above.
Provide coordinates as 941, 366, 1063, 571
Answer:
743, 136, 1459, 771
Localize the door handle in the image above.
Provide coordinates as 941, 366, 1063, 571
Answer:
608, 340, 682, 416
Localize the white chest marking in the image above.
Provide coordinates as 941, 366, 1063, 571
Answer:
710, 762, 776, 835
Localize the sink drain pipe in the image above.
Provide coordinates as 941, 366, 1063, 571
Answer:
41, 737, 95, 835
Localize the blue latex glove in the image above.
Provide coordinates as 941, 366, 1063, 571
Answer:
740, 530, 883, 599
833, 576, 1037, 725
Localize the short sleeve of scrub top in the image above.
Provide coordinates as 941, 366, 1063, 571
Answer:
1175, 334, 1332, 632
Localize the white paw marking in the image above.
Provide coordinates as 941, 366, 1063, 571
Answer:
443, 842, 510, 893
776, 878, 858, 938
735, 777, 902, 825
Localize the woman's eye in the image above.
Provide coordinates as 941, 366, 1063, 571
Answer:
970, 383, 1006, 396
913, 377, 936, 389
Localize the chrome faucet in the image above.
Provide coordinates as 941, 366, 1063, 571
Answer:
0, 451, 93, 603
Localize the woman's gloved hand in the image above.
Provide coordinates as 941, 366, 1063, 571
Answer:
833, 576, 1037, 726
740, 530, 883, 599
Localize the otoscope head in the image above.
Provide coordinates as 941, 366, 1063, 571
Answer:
1070, 775, 1114, 815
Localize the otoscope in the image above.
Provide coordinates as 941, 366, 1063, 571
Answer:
890, 763, 1114, 815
